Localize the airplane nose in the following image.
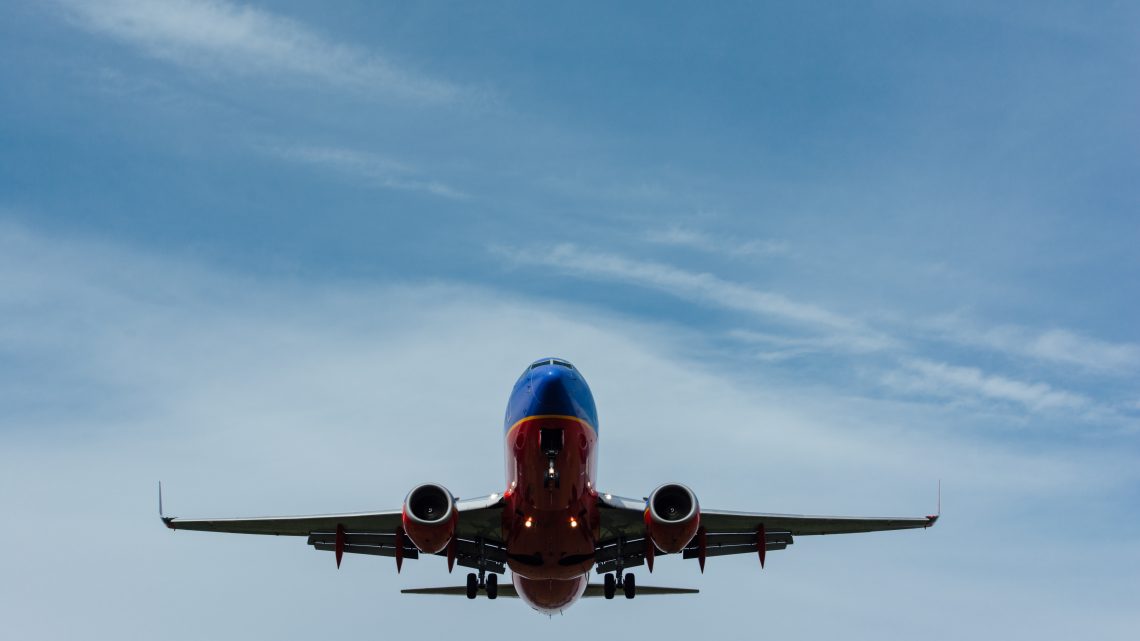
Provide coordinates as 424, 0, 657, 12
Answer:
529, 367, 577, 415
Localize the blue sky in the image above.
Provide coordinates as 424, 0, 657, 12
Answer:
1, 1, 1138, 637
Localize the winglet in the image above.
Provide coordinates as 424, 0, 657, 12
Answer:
925, 480, 941, 527
159, 482, 175, 528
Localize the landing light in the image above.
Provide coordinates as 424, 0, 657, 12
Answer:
569, 517, 578, 528
524, 516, 534, 528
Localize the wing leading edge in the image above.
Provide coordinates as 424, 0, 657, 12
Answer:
596, 492, 936, 571
160, 491, 507, 570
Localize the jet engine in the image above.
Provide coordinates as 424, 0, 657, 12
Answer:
401, 483, 456, 554
645, 483, 700, 553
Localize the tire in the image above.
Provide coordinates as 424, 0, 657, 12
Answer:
603, 573, 616, 600
486, 573, 498, 600
623, 572, 636, 599
466, 572, 478, 599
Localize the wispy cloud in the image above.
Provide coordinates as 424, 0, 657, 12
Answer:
494, 243, 1140, 430
264, 144, 467, 199
928, 318, 1140, 374
497, 243, 897, 352
57, 0, 463, 103
645, 225, 790, 258
726, 329, 873, 361
887, 358, 1091, 413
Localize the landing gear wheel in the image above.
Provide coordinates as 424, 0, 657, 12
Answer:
486, 573, 498, 599
465, 572, 478, 599
623, 572, 636, 599
603, 573, 616, 599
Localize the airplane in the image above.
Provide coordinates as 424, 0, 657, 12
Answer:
161, 357, 938, 614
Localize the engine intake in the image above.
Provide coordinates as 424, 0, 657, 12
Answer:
645, 483, 700, 553
402, 483, 456, 554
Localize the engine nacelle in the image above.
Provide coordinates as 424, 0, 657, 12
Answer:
402, 483, 456, 554
645, 483, 700, 553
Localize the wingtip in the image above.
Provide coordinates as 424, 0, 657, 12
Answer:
158, 482, 177, 528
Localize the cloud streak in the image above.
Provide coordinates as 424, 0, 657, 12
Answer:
644, 225, 791, 258
57, 0, 463, 103
497, 243, 897, 352
264, 144, 468, 199
887, 358, 1091, 413
495, 243, 1139, 428
928, 318, 1140, 374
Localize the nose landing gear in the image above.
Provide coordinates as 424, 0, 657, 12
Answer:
540, 428, 563, 489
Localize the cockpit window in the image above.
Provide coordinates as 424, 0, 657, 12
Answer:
529, 358, 575, 371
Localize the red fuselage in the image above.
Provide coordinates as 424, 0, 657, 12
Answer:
501, 360, 600, 612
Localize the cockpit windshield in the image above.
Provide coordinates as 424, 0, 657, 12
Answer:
528, 358, 575, 371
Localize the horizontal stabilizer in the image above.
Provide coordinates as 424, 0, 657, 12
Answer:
401, 584, 697, 598
583, 584, 697, 597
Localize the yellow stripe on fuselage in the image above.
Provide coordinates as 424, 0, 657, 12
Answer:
505, 414, 597, 438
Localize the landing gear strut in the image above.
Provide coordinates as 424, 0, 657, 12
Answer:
465, 570, 500, 599
540, 428, 562, 489
465, 538, 500, 600
603, 537, 636, 599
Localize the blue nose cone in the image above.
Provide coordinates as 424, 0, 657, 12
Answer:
531, 366, 575, 410
526, 362, 598, 429
505, 359, 599, 432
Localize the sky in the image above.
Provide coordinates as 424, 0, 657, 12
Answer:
1, 0, 1138, 638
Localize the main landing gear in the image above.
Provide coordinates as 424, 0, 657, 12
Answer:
466, 570, 499, 599
603, 536, 637, 600
466, 538, 499, 600
603, 572, 636, 599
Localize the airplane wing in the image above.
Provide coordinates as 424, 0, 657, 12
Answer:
595, 493, 936, 572
161, 492, 508, 572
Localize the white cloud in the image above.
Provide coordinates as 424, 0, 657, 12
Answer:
493, 244, 1140, 430
57, 0, 463, 103
889, 358, 1090, 412
927, 316, 1140, 374
497, 243, 897, 352
644, 226, 791, 258
264, 144, 467, 199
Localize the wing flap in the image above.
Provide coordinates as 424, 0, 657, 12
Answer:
313, 542, 421, 559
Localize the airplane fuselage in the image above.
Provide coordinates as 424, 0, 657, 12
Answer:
501, 358, 600, 613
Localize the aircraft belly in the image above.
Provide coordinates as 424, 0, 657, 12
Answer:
512, 573, 589, 614
503, 415, 599, 581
